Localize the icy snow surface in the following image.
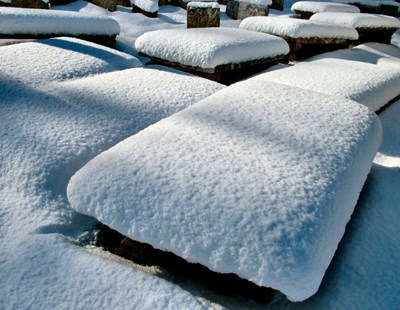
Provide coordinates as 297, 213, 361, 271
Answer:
67, 80, 381, 301
310, 12, 400, 29
0, 7, 120, 36
249, 43, 400, 112
0, 37, 223, 309
131, 0, 159, 13
239, 16, 359, 39
291, 1, 360, 14
135, 28, 290, 69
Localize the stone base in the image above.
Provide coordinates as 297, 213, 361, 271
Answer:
132, 4, 158, 17
270, 0, 283, 11
11, 0, 49, 9
187, 6, 220, 28
380, 4, 399, 17
356, 27, 398, 44
158, 0, 167, 6
117, 0, 131, 6
92, 0, 117, 12
226, 0, 268, 20
50, 0, 78, 5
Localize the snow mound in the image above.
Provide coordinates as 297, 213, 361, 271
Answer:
0, 7, 120, 36
310, 12, 400, 29
239, 16, 358, 39
67, 80, 381, 302
0, 37, 141, 87
249, 48, 400, 111
135, 28, 289, 69
292, 1, 360, 14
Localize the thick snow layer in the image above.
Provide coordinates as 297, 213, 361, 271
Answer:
0, 37, 141, 87
249, 47, 400, 111
135, 28, 289, 69
239, 16, 359, 39
0, 7, 120, 36
131, 0, 159, 13
187, 1, 220, 9
291, 1, 360, 13
286, 99, 400, 309
0, 39, 223, 309
67, 80, 381, 302
310, 12, 400, 29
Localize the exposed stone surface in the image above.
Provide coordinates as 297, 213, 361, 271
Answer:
117, 0, 131, 6
50, 0, 78, 5
11, 0, 49, 9
226, 0, 268, 20
187, 5, 220, 28
270, 0, 283, 11
92, 0, 117, 11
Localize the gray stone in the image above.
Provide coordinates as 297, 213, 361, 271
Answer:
187, 5, 220, 28
92, 0, 117, 11
226, 0, 268, 20
270, 0, 283, 11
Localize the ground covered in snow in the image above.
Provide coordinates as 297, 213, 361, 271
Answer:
1, 0, 400, 309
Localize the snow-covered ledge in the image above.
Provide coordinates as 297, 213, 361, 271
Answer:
67, 80, 382, 302
0, 7, 120, 46
135, 27, 289, 83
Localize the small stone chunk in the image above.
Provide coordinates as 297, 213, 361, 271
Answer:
11, 0, 49, 9
226, 0, 269, 20
117, 0, 132, 6
92, 0, 117, 12
187, 2, 220, 28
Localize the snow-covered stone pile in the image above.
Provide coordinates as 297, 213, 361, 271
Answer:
0, 7, 120, 44
67, 79, 382, 301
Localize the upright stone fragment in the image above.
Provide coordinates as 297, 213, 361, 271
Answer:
187, 2, 220, 28
92, 0, 117, 11
226, 0, 270, 20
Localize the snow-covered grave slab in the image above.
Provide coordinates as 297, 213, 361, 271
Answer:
249, 46, 400, 111
67, 80, 382, 302
135, 27, 289, 83
310, 12, 400, 44
291, 1, 360, 19
239, 16, 358, 61
0, 36, 142, 86
131, 0, 159, 18
0, 7, 120, 46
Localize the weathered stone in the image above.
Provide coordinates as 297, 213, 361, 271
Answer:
380, 3, 399, 17
158, 0, 167, 6
92, 0, 117, 11
49, 0, 78, 5
270, 0, 283, 11
187, 3, 220, 28
11, 0, 49, 9
226, 0, 268, 20
117, 0, 131, 6
132, 4, 158, 17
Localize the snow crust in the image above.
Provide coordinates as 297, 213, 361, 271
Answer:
187, 1, 220, 9
291, 1, 360, 13
135, 28, 290, 69
310, 12, 400, 29
0, 7, 120, 36
0, 37, 223, 309
250, 44, 400, 111
239, 16, 359, 39
131, 0, 159, 13
235, 0, 272, 6
67, 80, 381, 302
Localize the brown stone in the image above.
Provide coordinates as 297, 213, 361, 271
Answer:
11, 0, 49, 9
49, 0, 78, 5
187, 4, 220, 28
226, 0, 268, 20
92, 0, 117, 12
117, 0, 131, 6
270, 0, 283, 11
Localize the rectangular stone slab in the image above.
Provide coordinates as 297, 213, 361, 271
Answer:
67, 80, 382, 301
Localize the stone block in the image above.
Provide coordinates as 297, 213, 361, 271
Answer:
92, 0, 117, 11
226, 0, 268, 20
49, 0, 78, 5
11, 0, 49, 9
117, 0, 131, 6
270, 0, 283, 11
187, 2, 220, 28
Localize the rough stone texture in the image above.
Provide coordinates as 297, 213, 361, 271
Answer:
50, 0, 78, 5
11, 0, 49, 9
117, 0, 131, 5
380, 4, 399, 17
226, 0, 268, 20
187, 6, 220, 28
158, 0, 167, 6
270, 0, 283, 11
92, 0, 117, 11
